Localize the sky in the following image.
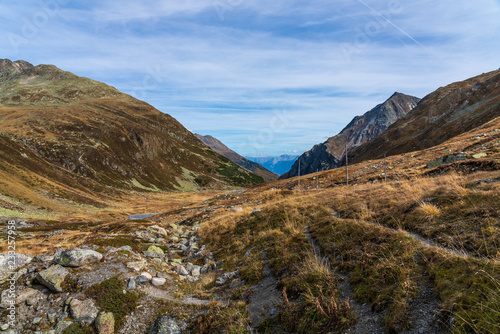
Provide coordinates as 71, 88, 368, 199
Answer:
1, 0, 500, 156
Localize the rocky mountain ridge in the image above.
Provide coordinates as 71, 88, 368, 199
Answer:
281, 92, 420, 179
195, 134, 277, 182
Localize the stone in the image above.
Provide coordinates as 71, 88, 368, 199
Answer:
144, 245, 165, 259
215, 271, 238, 286
190, 266, 201, 277
473, 153, 488, 159
96, 312, 115, 334
136, 275, 149, 284
33, 317, 43, 324
127, 277, 136, 289
69, 298, 98, 327
54, 321, 73, 334
47, 311, 58, 324
141, 272, 153, 280
251, 209, 262, 216
147, 316, 181, 334
17, 288, 44, 306
151, 277, 167, 286
0, 253, 32, 283
126, 260, 147, 272
156, 272, 168, 279
55, 248, 103, 267
0, 324, 8, 331
119, 246, 132, 251
36, 265, 69, 292
173, 265, 189, 276
231, 206, 243, 212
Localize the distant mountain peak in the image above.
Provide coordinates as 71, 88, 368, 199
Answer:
281, 92, 420, 179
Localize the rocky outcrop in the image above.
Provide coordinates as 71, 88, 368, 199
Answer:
282, 92, 420, 178
54, 248, 103, 267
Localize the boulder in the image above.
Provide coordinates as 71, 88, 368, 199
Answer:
136, 275, 149, 284
127, 277, 136, 290
0, 253, 32, 283
36, 265, 69, 292
190, 266, 201, 277
151, 277, 166, 286
70, 298, 99, 326
147, 316, 181, 334
144, 245, 165, 259
55, 248, 103, 267
96, 312, 115, 334
17, 288, 44, 306
141, 272, 153, 280
173, 265, 189, 276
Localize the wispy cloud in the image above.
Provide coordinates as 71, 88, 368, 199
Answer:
1, 0, 499, 156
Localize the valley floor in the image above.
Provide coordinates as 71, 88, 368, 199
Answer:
1, 167, 499, 334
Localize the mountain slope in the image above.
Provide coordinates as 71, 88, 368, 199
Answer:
0, 60, 263, 215
281, 92, 420, 178
246, 155, 299, 175
195, 134, 277, 182
350, 69, 500, 163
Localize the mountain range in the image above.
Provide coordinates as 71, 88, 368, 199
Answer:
194, 134, 277, 182
281, 92, 420, 179
0, 59, 264, 214
350, 69, 500, 164
246, 155, 299, 175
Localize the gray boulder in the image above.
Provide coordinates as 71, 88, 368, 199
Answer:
148, 316, 181, 334
55, 248, 103, 267
70, 298, 99, 326
36, 265, 69, 292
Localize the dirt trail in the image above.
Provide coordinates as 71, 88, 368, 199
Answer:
305, 225, 386, 334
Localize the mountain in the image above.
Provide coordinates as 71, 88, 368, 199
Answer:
281, 92, 420, 179
350, 69, 500, 163
194, 134, 277, 182
246, 155, 299, 175
0, 60, 264, 213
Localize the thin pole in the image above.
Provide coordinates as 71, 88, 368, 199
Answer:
345, 144, 349, 185
298, 159, 301, 190
384, 154, 387, 183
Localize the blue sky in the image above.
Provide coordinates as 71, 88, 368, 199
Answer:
1, 0, 500, 156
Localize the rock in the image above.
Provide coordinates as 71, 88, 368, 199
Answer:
144, 245, 165, 259
173, 265, 189, 276
141, 272, 153, 280
151, 277, 167, 286
33, 317, 43, 324
96, 312, 115, 334
55, 248, 103, 267
54, 320, 73, 334
127, 277, 136, 289
47, 311, 58, 324
0, 324, 8, 330
69, 298, 98, 327
126, 260, 147, 272
231, 206, 243, 212
36, 265, 69, 292
52, 247, 64, 259
33, 254, 54, 263
147, 316, 181, 334
156, 272, 168, 279
473, 153, 488, 159
190, 266, 201, 277
251, 209, 262, 216
119, 246, 133, 251
17, 288, 44, 306
215, 271, 238, 286
136, 275, 150, 284
0, 253, 32, 283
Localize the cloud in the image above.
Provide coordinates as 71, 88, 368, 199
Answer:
1, 0, 499, 156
